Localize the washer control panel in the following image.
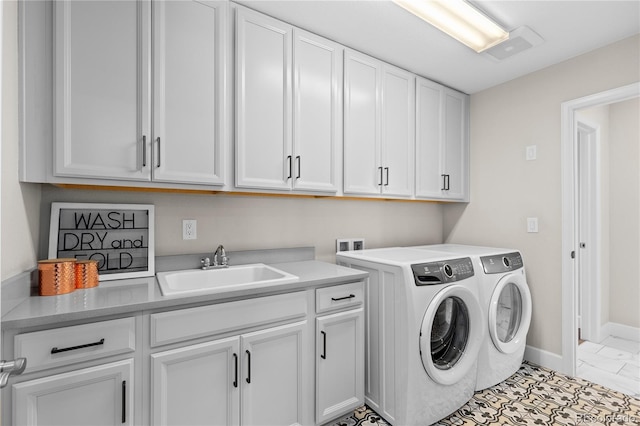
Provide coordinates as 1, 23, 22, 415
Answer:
411, 257, 475, 286
480, 252, 523, 274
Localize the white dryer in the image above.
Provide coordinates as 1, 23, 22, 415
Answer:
412, 244, 533, 390
336, 248, 485, 425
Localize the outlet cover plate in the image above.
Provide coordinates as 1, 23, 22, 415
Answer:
183, 219, 197, 240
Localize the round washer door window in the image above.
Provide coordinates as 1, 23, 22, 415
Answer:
488, 272, 532, 354
419, 284, 484, 385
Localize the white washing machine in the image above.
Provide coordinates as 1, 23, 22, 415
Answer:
336, 248, 485, 425
411, 244, 533, 390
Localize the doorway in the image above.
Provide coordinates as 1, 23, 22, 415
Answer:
561, 82, 640, 378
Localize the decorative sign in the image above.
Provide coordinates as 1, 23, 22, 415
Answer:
49, 203, 155, 281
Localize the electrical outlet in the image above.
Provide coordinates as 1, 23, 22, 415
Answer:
183, 219, 197, 240
336, 239, 351, 252
352, 238, 365, 250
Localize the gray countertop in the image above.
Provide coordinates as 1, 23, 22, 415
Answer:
1, 260, 368, 330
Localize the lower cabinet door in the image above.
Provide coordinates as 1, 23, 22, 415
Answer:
241, 321, 307, 426
12, 359, 134, 426
151, 337, 240, 426
316, 308, 364, 424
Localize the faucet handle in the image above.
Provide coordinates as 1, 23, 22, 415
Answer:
201, 257, 211, 269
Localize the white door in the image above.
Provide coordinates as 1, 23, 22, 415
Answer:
152, 0, 226, 185
151, 337, 240, 426
13, 359, 133, 425
316, 309, 364, 424
54, 0, 151, 181
292, 29, 342, 193
235, 7, 292, 190
442, 88, 469, 201
415, 78, 444, 199
241, 321, 306, 426
343, 50, 381, 195
381, 65, 414, 197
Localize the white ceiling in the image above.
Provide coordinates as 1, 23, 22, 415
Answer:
236, 0, 640, 94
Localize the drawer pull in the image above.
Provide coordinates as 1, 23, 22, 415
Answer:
331, 294, 355, 302
51, 338, 105, 354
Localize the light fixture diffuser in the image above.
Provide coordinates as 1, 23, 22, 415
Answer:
393, 0, 509, 53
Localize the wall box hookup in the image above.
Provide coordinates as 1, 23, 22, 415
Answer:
336, 239, 352, 252
352, 238, 365, 250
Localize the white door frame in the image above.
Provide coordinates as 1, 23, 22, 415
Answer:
560, 82, 640, 376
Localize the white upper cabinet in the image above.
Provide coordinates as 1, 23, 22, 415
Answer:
52, 0, 227, 186
152, 0, 227, 185
54, 0, 151, 181
381, 64, 415, 197
344, 50, 415, 198
415, 77, 469, 201
235, 7, 342, 193
292, 29, 342, 193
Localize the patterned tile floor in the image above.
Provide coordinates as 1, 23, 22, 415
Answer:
331, 362, 640, 425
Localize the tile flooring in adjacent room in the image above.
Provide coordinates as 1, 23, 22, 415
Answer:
331, 361, 640, 426
577, 336, 640, 398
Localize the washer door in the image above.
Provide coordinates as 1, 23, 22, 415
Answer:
419, 284, 484, 385
488, 272, 532, 354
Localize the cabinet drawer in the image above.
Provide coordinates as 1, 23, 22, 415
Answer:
150, 291, 307, 347
15, 317, 136, 374
316, 281, 364, 314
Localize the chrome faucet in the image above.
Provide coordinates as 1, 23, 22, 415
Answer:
201, 245, 229, 270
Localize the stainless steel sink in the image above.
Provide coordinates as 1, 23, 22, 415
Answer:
156, 263, 299, 296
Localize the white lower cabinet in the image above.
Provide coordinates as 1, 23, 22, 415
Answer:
151, 337, 240, 425
151, 321, 306, 426
13, 359, 134, 426
315, 283, 365, 424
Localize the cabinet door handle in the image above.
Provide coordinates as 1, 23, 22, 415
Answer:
331, 294, 355, 301
141, 135, 147, 168
445, 174, 450, 191
51, 338, 105, 354
384, 167, 389, 186
296, 156, 301, 179
156, 137, 161, 168
287, 155, 292, 180
233, 353, 238, 388
320, 330, 327, 359
245, 350, 251, 384
378, 167, 383, 186
121, 380, 126, 424
441, 174, 447, 191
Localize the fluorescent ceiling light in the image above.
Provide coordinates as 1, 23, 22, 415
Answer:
393, 0, 509, 53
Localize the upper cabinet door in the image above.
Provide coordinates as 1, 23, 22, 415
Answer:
152, 0, 227, 185
235, 7, 293, 190
292, 29, 343, 193
442, 88, 469, 201
343, 50, 382, 195
415, 78, 470, 201
415, 77, 444, 198
54, 0, 151, 181
381, 65, 415, 197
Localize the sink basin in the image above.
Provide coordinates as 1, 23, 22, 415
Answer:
156, 263, 299, 296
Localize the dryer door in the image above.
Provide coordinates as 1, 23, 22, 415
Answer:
419, 284, 484, 385
488, 271, 532, 354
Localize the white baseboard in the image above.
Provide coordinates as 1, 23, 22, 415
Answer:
524, 345, 564, 372
599, 322, 640, 343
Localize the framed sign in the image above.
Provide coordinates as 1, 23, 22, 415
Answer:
49, 203, 155, 281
